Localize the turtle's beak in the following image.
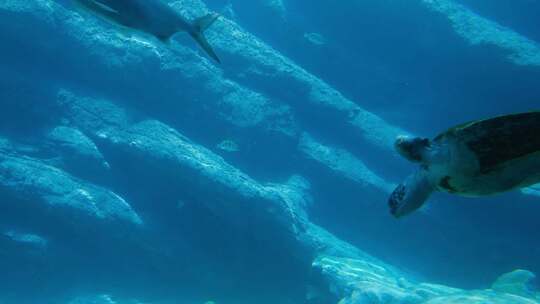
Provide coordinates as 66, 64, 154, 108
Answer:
394, 135, 415, 161
394, 135, 430, 163
394, 135, 410, 151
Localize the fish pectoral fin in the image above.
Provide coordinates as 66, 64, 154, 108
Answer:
189, 31, 221, 63
193, 13, 220, 32
188, 13, 221, 63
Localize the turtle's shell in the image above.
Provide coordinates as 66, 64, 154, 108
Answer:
434, 111, 540, 174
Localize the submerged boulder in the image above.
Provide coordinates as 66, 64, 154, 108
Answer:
492, 269, 538, 299
56, 89, 427, 303
299, 133, 393, 193
0, 137, 142, 228
421, 0, 540, 66
313, 251, 540, 304
45, 126, 110, 176
522, 184, 540, 198
424, 292, 538, 304
171, 0, 406, 153
56, 89, 310, 254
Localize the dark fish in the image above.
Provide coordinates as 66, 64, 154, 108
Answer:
74, 0, 221, 63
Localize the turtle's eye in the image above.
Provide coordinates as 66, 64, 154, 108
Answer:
394, 136, 410, 148
395, 137, 429, 163
420, 138, 430, 147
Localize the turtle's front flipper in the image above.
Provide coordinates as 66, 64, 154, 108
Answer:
389, 169, 435, 218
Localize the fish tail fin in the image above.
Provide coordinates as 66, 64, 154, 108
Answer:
190, 13, 221, 63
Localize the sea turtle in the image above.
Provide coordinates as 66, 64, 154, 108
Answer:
389, 111, 540, 218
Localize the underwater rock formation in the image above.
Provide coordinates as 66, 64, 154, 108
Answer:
299, 133, 393, 193
171, 0, 406, 151
0, 0, 539, 303
318, 259, 540, 304
56, 90, 307, 243
421, 0, 540, 66
522, 184, 540, 198
57, 89, 540, 304
491, 269, 538, 299
0, 0, 411, 189
45, 126, 110, 176
0, 137, 142, 227
55, 89, 413, 303
1, 0, 405, 199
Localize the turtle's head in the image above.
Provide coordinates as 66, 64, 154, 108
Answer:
394, 136, 430, 163
389, 169, 434, 218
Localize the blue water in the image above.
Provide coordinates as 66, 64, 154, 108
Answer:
1, 0, 540, 303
